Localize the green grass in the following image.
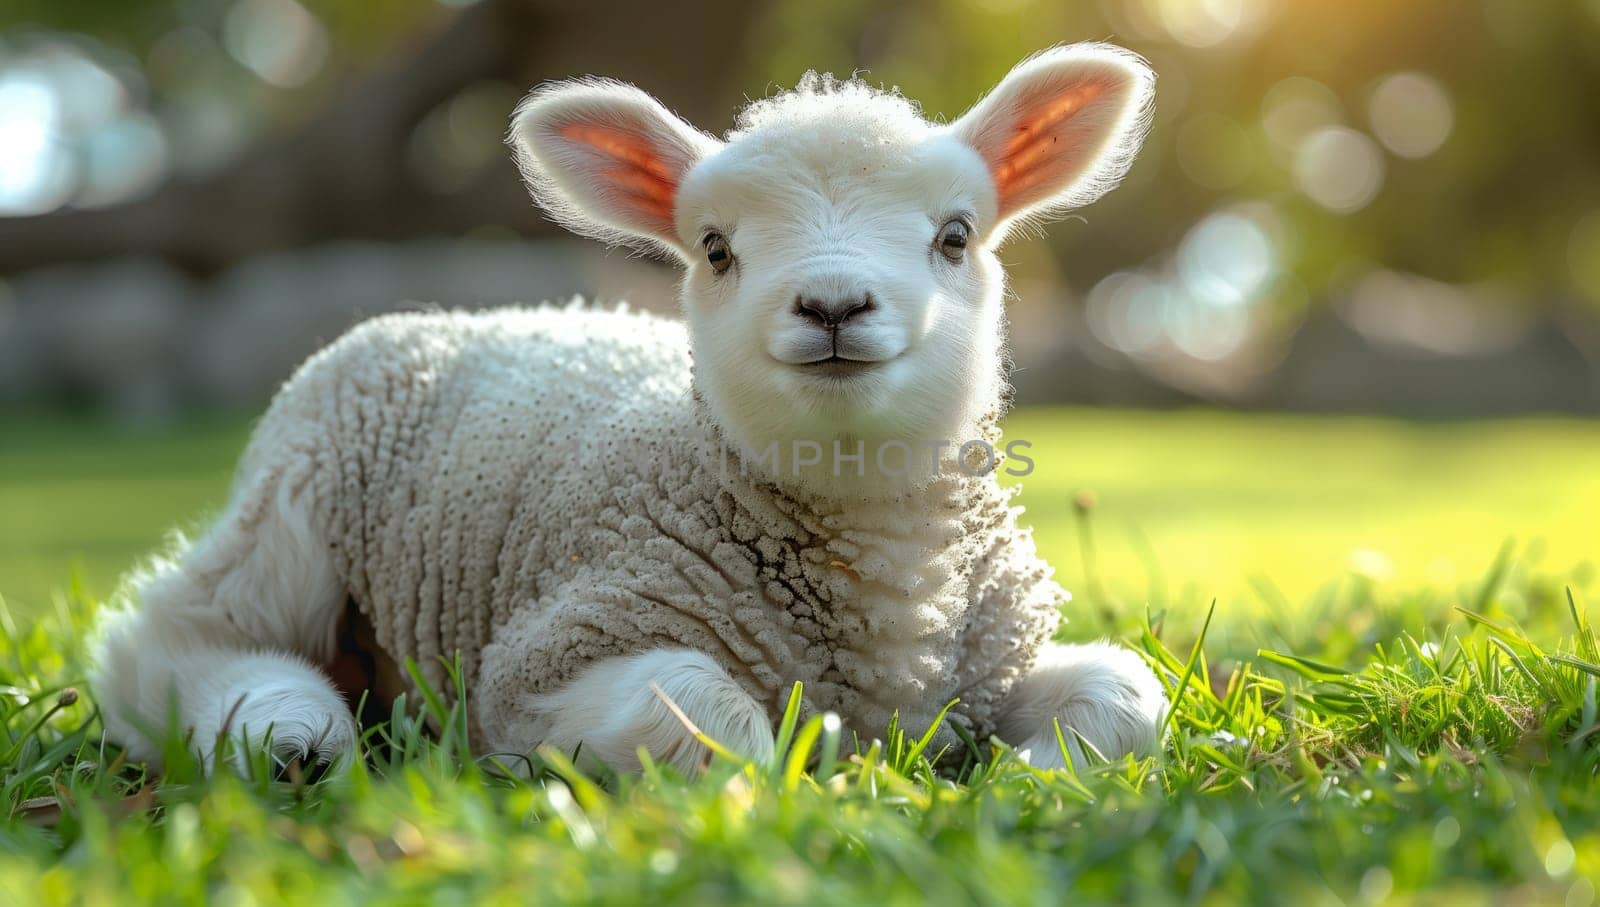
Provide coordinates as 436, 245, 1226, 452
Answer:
5, 407, 1596, 618
1006, 409, 1600, 607
1, 408, 1598, 903
0, 412, 249, 614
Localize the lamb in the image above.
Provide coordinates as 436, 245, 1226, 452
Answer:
89, 43, 1167, 774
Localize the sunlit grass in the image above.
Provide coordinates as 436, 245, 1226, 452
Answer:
1008, 408, 1600, 609
3, 408, 1596, 623
2, 566, 1598, 902
1, 408, 1599, 901
0, 413, 247, 612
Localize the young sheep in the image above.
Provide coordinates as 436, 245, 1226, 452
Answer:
90, 44, 1166, 773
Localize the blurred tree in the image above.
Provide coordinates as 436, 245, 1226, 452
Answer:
0, 0, 772, 275
3, 0, 1600, 313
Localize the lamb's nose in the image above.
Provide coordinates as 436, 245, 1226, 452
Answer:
794, 294, 873, 327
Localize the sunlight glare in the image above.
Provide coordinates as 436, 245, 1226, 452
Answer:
0, 75, 73, 215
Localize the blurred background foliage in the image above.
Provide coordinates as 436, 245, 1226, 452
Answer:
0, 0, 1596, 612
2, 0, 1600, 413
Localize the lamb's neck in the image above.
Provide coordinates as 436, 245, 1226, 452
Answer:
691, 405, 1010, 735
690, 397, 1009, 515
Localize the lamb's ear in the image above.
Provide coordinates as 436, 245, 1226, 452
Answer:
952, 44, 1155, 239
509, 79, 719, 258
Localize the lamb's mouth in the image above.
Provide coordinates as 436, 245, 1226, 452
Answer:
794, 356, 887, 378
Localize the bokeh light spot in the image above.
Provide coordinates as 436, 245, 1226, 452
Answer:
1368, 72, 1454, 159
223, 0, 330, 88
1261, 77, 1342, 154
1179, 212, 1277, 306
1087, 272, 1167, 355
34, 50, 125, 131
1147, 0, 1266, 48
79, 112, 169, 207
1294, 126, 1384, 213
1168, 299, 1250, 360
0, 75, 74, 215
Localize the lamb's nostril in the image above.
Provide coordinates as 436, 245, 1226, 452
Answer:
794, 294, 873, 328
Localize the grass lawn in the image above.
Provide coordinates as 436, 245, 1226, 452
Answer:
1, 407, 1598, 903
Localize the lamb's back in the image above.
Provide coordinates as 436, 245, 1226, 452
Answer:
267, 304, 695, 687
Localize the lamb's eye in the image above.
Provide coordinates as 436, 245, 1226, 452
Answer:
704, 232, 733, 274
937, 219, 969, 263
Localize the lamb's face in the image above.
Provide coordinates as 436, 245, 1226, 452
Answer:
670, 98, 1006, 451
511, 44, 1155, 491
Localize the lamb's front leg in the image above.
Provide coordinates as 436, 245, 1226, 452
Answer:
997, 641, 1167, 768
476, 647, 775, 774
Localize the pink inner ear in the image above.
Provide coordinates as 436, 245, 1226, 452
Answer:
988, 80, 1109, 214
560, 123, 680, 234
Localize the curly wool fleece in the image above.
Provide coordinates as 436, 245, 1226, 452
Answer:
274, 303, 1065, 749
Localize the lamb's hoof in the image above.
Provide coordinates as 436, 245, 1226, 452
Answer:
1006, 641, 1168, 770
217, 680, 358, 776
257, 718, 357, 778
272, 752, 342, 784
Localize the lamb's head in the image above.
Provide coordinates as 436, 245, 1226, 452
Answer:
511, 45, 1154, 491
